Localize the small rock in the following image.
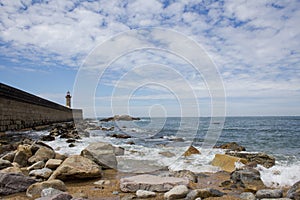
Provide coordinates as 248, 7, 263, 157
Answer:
287, 180, 300, 199
45, 159, 62, 170
41, 188, 64, 197
26, 179, 66, 198
94, 180, 111, 185
185, 188, 224, 200
121, 194, 136, 200
256, 189, 283, 199
260, 198, 292, 200
164, 185, 189, 200
183, 146, 200, 157
68, 143, 76, 147
29, 168, 53, 179
0, 159, 12, 169
112, 191, 119, 195
41, 135, 55, 141
240, 192, 255, 200
171, 170, 197, 183
66, 139, 76, 143
36, 192, 72, 200
136, 190, 156, 198
27, 161, 45, 171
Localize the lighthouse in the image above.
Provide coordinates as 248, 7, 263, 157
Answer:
65, 91, 71, 108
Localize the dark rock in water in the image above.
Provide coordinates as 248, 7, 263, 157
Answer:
256, 189, 283, 199
110, 133, 131, 139
41, 135, 55, 142
126, 141, 135, 145
231, 168, 265, 192
183, 146, 200, 157
66, 139, 76, 143
226, 151, 275, 168
215, 142, 246, 151
186, 188, 225, 199
102, 126, 114, 131
100, 115, 140, 122
287, 180, 300, 199
68, 143, 76, 148
0, 172, 37, 195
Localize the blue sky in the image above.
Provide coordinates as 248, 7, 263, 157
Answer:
0, 0, 300, 117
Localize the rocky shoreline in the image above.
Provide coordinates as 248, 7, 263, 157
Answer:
0, 122, 299, 200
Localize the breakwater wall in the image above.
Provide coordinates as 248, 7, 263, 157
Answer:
0, 83, 83, 132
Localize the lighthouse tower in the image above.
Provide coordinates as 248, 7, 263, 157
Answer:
65, 91, 71, 108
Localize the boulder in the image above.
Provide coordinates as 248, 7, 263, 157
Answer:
100, 115, 140, 122
240, 192, 256, 200
49, 155, 101, 180
120, 174, 189, 192
27, 161, 45, 171
45, 159, 62, 170
29, 168, 53, 179
26, 179, 66, 198
215, 142, 246, 151
183, 146, 200, 157
231, 168, 265, 192
186, 188, 224, 200
28, 146, 55, 164
0, 172, 37, 195
80, 142, 123, 169
13, 144, 32, 167
256, 189, 283, 199
287, 180, 300, 199
136, 190, 156, 198
211, 154, 248, 173
164, 185, 189, 200
0, 159, 12, 169
226, 151, 275, 168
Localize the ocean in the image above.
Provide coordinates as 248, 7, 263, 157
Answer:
12, 116, 300, 188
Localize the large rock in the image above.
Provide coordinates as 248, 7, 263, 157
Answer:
1, 166, 23, 174
256, 189, 283, 199
211, 154, 248, 173
80, 142, 124, 169
1, 151, 15, 162
100, 115, 140, 122
29, 168, 53, 179
0, 172, 37, 195
28, 146, 55, 164
183, 146, 200, 157
231, 168, 265, 192
0, 159, 12, 169
287, 180, 300, 199
13, 144, 32, 167
136, 190, 156, 198
120, 174, 189, 192
226, 151, 275, 168
215, 142, 246, 151
26, 179, 66, 198
171, 170, 197, 183
186, 188, 224, 200
49, 155, 101, 180
45, 159, 62, 170
27, 161, 45, 171
164, 185, 189, 200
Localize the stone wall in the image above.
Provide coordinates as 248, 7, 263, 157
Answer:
0, 83, 83, 132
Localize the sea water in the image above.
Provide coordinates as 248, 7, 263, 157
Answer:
15, 116, 300, 188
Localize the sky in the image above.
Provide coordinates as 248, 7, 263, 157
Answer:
0, 0, 300, 117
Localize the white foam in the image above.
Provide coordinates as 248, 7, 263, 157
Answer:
258, 162, 300, 187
